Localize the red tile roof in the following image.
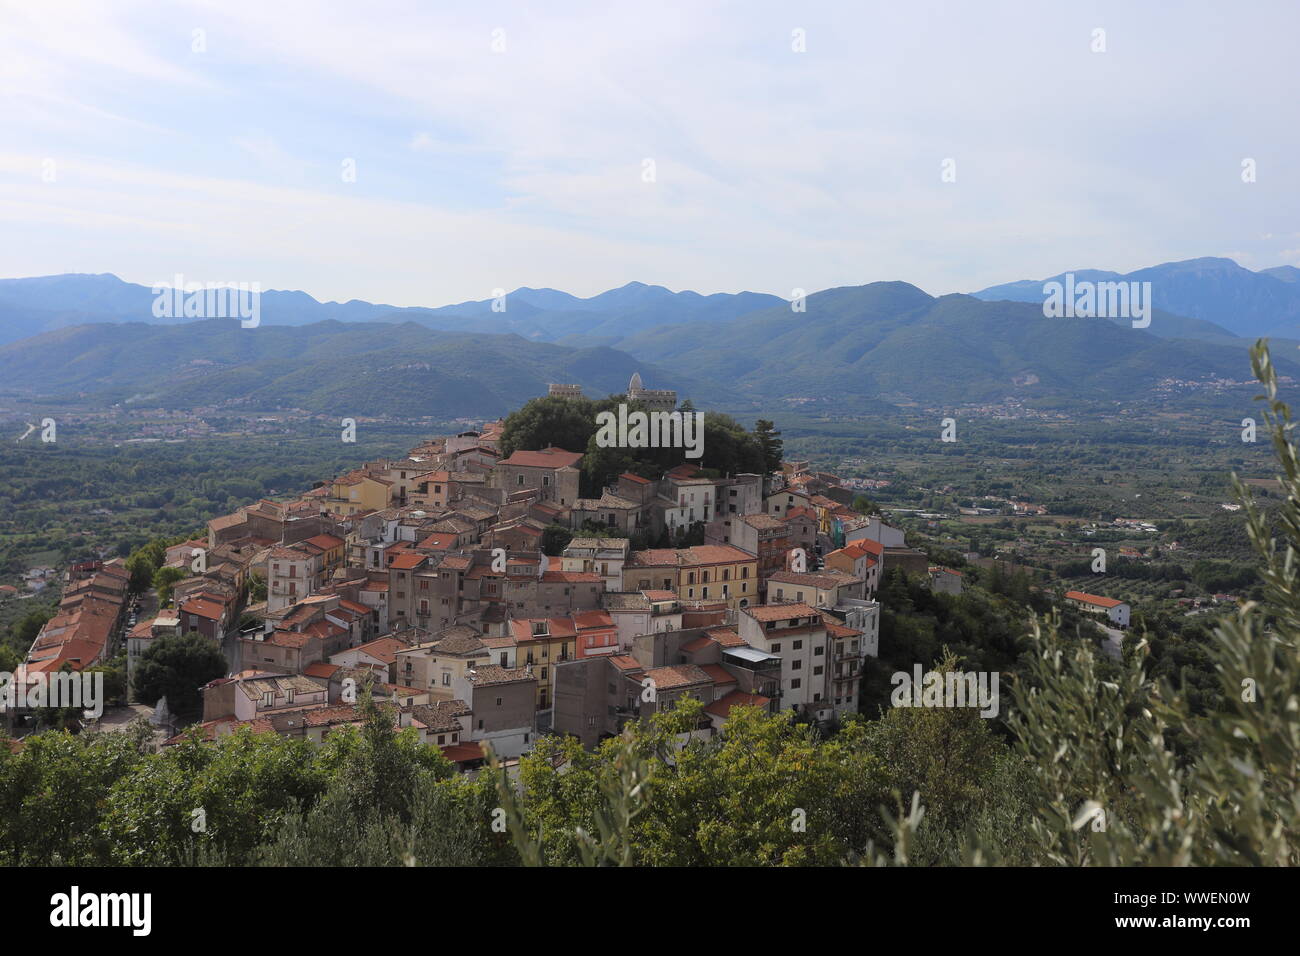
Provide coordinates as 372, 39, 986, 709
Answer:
704, 690, 770, 719
700, 664, 737, 685
179, 598, 225, 620
1065, 590, 1125, 609
744, 602, 819, 622
497, 447, 583, 469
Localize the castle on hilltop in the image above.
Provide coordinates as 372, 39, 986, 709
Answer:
626, 372, 677, 412
545, 374, 677, 411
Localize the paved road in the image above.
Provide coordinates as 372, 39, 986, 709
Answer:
1098, 623, 1124, 660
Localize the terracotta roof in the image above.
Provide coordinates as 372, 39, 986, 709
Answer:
264, 629, 315, 649
573, 492, 638, 511
768, 570, 861, 589
825, 621, 862, 639
704, 626, 745, 647
744, 602, 820, 622
434, 626, 487, 655
467, 665, 535, 687
704, 690, 770, 719
441, 742, 488, 763
179, 598, 225, 620
347, 637, 406, 665
572, 610, 615, 629
700, 664, 737, 685
642, 664, 712, 689
412, 699, 470, 732
541, 570, 602, 584
1065, 590, 1126, 609
497, 447, 583, 469
838, 539, 884, 558
626, 545, 754, 569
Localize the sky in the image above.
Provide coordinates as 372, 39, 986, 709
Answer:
0, 0, 1297, 307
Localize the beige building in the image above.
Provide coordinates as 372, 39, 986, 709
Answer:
562, 538, 630, 591
623, 545, 759, 610
766, 569, 865, 607
492, 447, 582, 507
395, 625, 491, 702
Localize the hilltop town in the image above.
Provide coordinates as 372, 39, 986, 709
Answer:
8, 375, 1013, 762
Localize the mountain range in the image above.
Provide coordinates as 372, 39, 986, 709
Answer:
3, 261, 1298, 419
0, 273, 783, 349
0, 319, 720, 419
973, 257, 1300, 340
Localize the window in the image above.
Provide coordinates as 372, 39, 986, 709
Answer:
772, 643, 781, 652
792, 640, 803, 650
791, 678, 801, 689
496, 697, 503, 706
813, 665, 823, 675
792, 660, 802, 671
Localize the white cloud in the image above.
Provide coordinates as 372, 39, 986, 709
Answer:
0, 0, 1297, 303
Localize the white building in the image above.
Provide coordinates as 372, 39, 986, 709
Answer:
1064, 591, 1131, 628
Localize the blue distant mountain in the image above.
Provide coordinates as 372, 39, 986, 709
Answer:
974, 257, 1300, 339
0, 274, 783, 347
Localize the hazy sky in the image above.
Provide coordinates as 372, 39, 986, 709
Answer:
1, 0, 1297, 306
